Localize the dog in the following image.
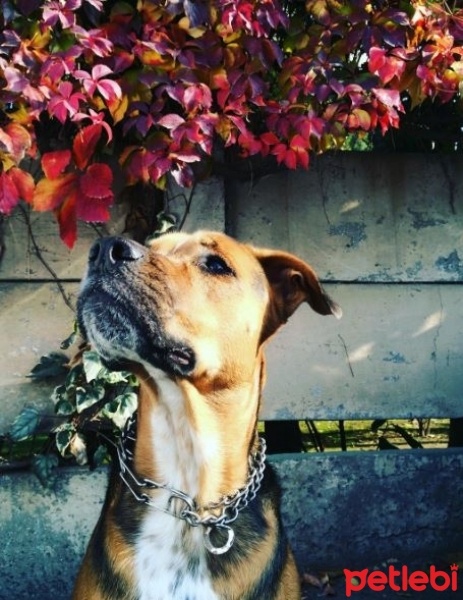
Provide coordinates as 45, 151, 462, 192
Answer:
74, 230, 341, 600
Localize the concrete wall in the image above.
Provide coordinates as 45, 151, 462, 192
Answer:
1, 154, 462, 597
3, 448, 463, 599
227, 153, 463, 420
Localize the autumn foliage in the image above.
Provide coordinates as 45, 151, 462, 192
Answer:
0, 0, 462, 246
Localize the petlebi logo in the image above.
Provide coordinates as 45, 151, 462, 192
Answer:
344, 564, 459, 596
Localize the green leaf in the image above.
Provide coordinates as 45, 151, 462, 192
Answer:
76, 384, 105, 413
55, 424, 75, 456
156, 211, 178, 235
102, 369, 131, 384
92, 444, 110, 468
66, 363, 84, 386
31, 454, 59, 487
127, 373, 139, 387
60, 326, 77, 350
28, 352, 68, 379
51, 384, 67, 402
10, 407, 40, 441
103, 392, 138, 429
52, 384, 76, 415
55, 398, 75, 416
82, 351, 104, 382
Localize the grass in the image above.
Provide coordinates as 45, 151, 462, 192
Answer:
1, 419, 451, 474
299, 418, 450, 452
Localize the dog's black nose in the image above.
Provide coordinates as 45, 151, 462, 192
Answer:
88, 237, 145, 271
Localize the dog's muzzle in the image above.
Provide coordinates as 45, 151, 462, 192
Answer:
77, 237, 196, 376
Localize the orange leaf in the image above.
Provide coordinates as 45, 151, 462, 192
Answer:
41, 150, 72, 179
107, 93, 129, 124
55, 195, 78, 249
350, 108, 372, 130
33, 172, 78, 211
9, 167, 35, 203
1, 123, 32, 162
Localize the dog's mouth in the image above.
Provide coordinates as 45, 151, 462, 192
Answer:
79, 296, 196, 377
166, 346, 195, 370
77, 278, 196, 378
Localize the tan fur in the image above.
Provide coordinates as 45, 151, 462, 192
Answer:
74, 231, 340, 599
73, 498, 137, 600
73, 559, 102, 600
211, 503, 286, 599
275, 550, 301, 600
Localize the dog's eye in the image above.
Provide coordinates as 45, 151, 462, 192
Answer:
201, 254, 234, 276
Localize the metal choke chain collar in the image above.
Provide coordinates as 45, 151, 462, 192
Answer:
116, 414, 267, 555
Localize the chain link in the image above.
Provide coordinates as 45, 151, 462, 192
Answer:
116, 414, 267, 554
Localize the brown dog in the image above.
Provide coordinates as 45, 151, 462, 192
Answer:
74, 231, 340, 600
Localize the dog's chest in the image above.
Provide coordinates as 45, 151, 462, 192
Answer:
135, 509, 219, 600
132, 373, 221, 599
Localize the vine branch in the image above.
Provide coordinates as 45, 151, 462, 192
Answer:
18, 204, 75, 312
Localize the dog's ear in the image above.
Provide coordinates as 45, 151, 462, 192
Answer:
252, 248, 342, 341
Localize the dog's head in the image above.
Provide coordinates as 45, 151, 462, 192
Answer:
77, 231, 340, 387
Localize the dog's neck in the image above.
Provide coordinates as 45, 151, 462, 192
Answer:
132, 361, 263, 507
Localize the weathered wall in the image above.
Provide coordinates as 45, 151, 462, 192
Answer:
227, 153, 463, 420
2, 448, 463, 599
1, 154, 462, 597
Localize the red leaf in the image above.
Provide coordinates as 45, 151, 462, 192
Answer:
76, 194, 113, 222
76, 163, 114, 223
148, 156, 172, 182
272, 142, 288, 164
372, 88, 402, 109
96, 79, 122, 101
122, 147, 155, 184
238, 130, 262, 155
183, 84, 212, 112
284, 148, 297, 169
79, 163, 113, 199
157, 114, 185, 130
260, 132, 279, 146
295, 147, 310, 169
369, 47, 387, 74
290, 134, 309, 151
42, 150, 72, 180
73, 124, 104, 170
0, 171, 21, 214
369, 48, 406, 85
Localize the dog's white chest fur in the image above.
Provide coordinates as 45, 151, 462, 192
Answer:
135, 368, 220, 600
135, 508, 219, 600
